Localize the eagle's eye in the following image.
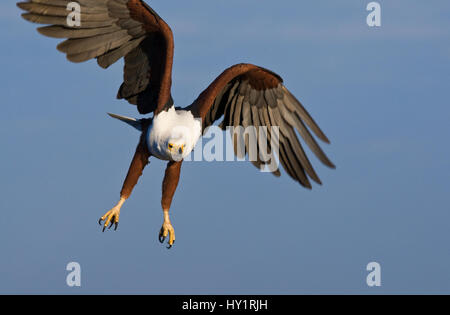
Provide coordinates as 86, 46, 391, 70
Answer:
168, 143, 173, 150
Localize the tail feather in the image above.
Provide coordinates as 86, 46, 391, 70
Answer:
107, 113, 142, 131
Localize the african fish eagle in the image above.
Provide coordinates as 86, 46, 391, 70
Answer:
17, 0, 335, 248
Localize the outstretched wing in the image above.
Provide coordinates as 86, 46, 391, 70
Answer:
17, 0, 174, 115
190, 63, 335, 188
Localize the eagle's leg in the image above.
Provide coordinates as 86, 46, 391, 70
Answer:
159, 160, 183, 248
99, 139, 150, 231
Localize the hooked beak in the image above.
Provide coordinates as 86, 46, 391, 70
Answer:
168, 143, 185, 155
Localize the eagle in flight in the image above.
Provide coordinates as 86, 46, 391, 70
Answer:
18, 0, 335, 248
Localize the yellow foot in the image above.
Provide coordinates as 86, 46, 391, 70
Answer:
98, 207, 120, 232
159, 214, 175, 249
98, 198, 125, 232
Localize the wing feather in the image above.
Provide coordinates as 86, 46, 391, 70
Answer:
18, 0, 174, 115
190, 63, 334, 188
37, 24, 121, 38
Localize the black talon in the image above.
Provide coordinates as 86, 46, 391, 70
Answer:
102, 226, 106, 232
108, 220, 114, 230
98, 218, 102, 225
167, 244, 172, 249
158, 227, 165, 243
114, 222, 118, 231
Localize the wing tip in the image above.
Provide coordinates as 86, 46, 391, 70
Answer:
20, 12, 31, 22
97, 57, 110, 69
16, 2, 28, 11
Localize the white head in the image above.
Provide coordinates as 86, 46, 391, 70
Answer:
147, 106, 202, 161
165, 127, 190, 161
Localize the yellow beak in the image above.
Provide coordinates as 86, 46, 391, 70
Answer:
168, 143, 185, 154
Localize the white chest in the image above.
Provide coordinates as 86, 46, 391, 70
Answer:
147, 106, 202, 161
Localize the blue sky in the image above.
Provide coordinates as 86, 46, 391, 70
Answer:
0, 0, 449, 294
